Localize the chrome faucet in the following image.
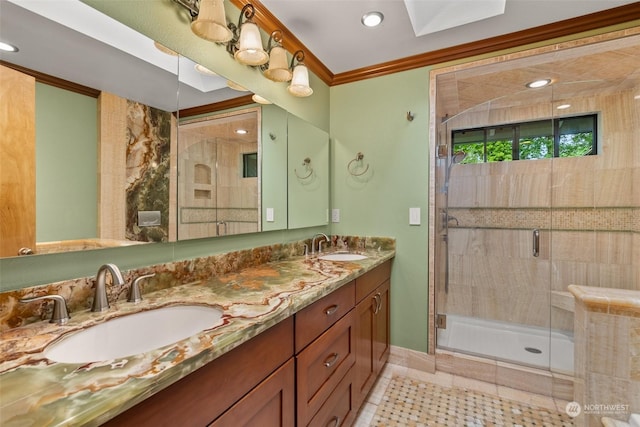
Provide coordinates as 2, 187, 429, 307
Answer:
311, 233, 330, 255
91, 263, 125, 312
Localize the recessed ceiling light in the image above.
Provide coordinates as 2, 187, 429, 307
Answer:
235, 129, 248, 135
556, 104, 571, 110
362, 11, 384, 28
0, 41, 19, 53
526, 79, 552, 89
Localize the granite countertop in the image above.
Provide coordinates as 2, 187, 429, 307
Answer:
0, 249, 394, 426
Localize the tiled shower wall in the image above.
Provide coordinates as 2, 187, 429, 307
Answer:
440, 88, 639, 332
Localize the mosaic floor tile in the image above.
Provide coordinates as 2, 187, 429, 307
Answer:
371, 375, 574, 426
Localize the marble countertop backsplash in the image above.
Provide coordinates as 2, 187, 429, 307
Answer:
0, 236, 395, 426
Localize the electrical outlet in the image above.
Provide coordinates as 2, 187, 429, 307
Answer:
331, 208, 340, 223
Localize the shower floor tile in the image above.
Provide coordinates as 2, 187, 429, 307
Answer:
366, 373, 574, 426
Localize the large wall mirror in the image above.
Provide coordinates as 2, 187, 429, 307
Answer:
0, 0, 329, 259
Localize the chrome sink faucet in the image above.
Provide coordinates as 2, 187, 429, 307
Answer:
311, 233, 330, 255
91, 263, 125, 312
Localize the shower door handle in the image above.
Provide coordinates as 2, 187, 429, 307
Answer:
532, 229, 540, 257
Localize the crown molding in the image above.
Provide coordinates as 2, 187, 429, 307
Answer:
228, 1, 640, 87
332, 3, 640, 85
1, 60, 101, 98
179, 94, 255, 118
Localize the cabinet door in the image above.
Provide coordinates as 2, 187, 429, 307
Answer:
0, 65, 36, 257
373, 279, 391, 373
353, 288, 377, 409
209, 359, 295, 427
353, 279, 391, 409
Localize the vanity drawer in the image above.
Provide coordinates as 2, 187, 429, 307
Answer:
296, 310, 355, 426
295, 280, 355, 352
307, 367, 355, 427
355, 260, 391, 302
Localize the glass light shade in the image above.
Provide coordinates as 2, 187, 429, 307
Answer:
227, 80, 248, 91
154, 41, 177, 56
191, 0, 233, 43
264, 46, 292, 82
287, 64, 313, 97
252, 94, 272, 104
234, 21, 269, 66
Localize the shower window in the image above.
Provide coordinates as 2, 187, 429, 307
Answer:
452, 114, 596, 163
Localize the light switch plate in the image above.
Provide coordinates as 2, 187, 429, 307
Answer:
331, 208, 340, 223
266, 208, 274, 222
409, 207, 421, 225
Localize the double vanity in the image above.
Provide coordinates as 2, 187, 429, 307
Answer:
0, 237, 394, 426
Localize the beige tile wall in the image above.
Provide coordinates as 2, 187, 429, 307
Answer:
440, 88, 639, 333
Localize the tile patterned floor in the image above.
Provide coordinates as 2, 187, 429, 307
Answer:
354, 364, 575, 427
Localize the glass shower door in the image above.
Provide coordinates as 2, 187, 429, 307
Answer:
434, 84, 555, 371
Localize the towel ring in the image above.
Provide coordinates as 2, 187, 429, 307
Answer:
294, 157, 313, 179
347, 152, 369, 177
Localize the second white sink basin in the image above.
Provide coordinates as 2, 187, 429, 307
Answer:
319, 253, 368, 261
44, 305, 224, 363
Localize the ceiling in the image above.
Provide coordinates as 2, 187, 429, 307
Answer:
1, 0, 639, 114
258, 0, 640, 75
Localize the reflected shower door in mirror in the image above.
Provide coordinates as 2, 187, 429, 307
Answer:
178, 108, 261, 238
287, 114, 329, 229
0, 0, 179, 258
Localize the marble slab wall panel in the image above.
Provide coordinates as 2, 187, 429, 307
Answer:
125, 101, 171, 243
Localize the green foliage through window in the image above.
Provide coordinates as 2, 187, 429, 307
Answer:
452, 114, 596, 164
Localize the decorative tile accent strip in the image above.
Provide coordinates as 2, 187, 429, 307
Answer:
448, 207, 638, 232
372, 376, 574, 426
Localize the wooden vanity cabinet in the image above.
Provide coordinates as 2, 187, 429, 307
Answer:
353, 260, 392, 410
103, 317, 294, 427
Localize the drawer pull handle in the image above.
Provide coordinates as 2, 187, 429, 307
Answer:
327, 415, 340, 427
324, 304, 338, 315
372, 293, 382, 314
323, 352, 339, 368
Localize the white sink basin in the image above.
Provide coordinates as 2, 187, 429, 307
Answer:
319, 253, 368, 261
44, 305, 224, 363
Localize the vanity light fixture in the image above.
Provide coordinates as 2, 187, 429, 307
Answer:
230, 4, 269, 66
362, 11, 384, 27
288, 50, 313, 97
0, 41, 19, 52
189, 0, 233, 42
262, 30, 293, 82
526, 79, 552, 89
252, 94, 272, 104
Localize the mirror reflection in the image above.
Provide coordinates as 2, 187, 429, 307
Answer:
178, 108, 260, 238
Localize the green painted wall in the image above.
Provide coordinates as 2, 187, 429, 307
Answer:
35, 83, 97, 242
329, 68, 431, 352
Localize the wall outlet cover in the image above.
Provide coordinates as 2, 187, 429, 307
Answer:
266, 208, 274, 222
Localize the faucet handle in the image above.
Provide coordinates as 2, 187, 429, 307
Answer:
20, 295, 70, 325
128, 273, 155, 303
